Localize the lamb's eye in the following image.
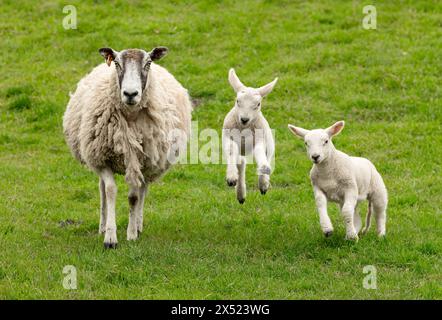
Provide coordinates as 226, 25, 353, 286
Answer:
257, 102, 261, 107
236, 100, 240, 106
305, 142, 308, 146
324, 140, 329, 145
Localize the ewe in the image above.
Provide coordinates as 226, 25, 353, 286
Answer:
288, 121, 387, 241
63, 47, 192, 248
222, 68, 277, 204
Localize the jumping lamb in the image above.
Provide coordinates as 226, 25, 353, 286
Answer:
288, 121, 388, 241
63, 47, 192, 248
222, 68, 277, 204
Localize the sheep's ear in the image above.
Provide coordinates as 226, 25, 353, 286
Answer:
326, 121, 345, 137
288, 124, 309, 139
99, 48, 118, 66
149, 47, 168, 61
228, 68, 245, 93
258, 78, 278, 97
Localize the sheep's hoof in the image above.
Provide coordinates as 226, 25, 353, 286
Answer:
260, 188, 267, 195
324, 230, 333, 238
238, 198, 245, 204
104, 242, 118, 249
226, 179, 237, 187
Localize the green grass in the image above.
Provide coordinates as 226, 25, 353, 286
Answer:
0, 0, 441, 299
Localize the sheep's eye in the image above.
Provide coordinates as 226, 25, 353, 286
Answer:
236, 100, 240, 106
304, 142, 308, 146
144, 61, 152, 70
257, 102, 261, 107
324, 140, 329, 144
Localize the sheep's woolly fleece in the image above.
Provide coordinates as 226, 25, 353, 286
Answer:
63, 62, 192, 187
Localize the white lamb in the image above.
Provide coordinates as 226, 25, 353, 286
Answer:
63, 47, 192, 248
288, 121, 388, 241
222, 68, 277, 203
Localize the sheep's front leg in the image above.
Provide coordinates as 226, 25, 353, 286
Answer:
137, 183, 147, 234
98, 177, 107, 234
127, 185, 140, 241
313, 186, 333, 237
223, 135, 240, 187
254, 143, 271, 194
236, 157, 246, 204
100, 168, 118, 249
341, 194, 358, 241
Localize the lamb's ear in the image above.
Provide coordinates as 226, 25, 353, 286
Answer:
99, 48, 118, 66
228, 68, 245, 92
258, 78, 278, 97
288, 124, 309, 139
149, 47, 168, 61
326, 121, 345, 137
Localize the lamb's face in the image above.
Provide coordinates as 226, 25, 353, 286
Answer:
228, 68, 278, 126
303, 130, 332, 164
235, 88, 262, 126
288, 121, 345, 164
99, 47, 168, 107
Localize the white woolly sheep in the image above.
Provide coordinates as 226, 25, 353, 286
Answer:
222, 68, 277, 203
63, 47, 192, 248
288, 121, 388, 241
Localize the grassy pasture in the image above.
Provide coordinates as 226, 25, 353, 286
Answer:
0, 0, 441, 299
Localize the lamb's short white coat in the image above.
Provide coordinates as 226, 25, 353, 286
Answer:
222, 68, 277, 203
288, 121, 388, 241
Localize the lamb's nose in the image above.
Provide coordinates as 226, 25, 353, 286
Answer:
312, 155, 320, 162
123, 90, 139, 99
240, 117, 249, 125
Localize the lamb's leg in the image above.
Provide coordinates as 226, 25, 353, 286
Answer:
99, 177, 107, 234
254, 143, 271, 195
373, 197, 387, 237
127, 185, 140, 241
236, 157, 246, 204
137, 183, 147, 234
100, 168, 118, 249
223, 136, 240, 187
361, 202, 373, 235
313, 186, 333, 237
354, 204, 362, 234
341, 195, 358, 241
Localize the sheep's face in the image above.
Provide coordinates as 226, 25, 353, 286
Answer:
228, 68, 278, 127
288, 121, 345, 164
99, 47, 168, 107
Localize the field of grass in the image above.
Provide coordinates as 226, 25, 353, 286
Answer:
0, 0, 441, 299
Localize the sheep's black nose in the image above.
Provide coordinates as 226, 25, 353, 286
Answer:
123, 90, 139, 99
312, 155, 320, 162
240, 117, 249, 125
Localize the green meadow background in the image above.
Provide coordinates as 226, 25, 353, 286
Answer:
0, 0, 441, 299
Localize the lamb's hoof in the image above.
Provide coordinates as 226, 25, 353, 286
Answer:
104, 242, 118, 249
226, 179, 237, 187
324, 230, 333, 238
345, 234, 359, 242
260, 188, 267, 195
137, 230, 142, 237
238, 198, 245, 204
